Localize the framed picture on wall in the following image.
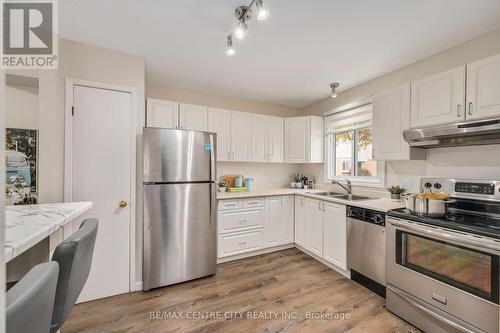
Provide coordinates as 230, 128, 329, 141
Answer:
5, 128, 38, 193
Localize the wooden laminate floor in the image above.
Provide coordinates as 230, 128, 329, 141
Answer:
64, 248, 418, 333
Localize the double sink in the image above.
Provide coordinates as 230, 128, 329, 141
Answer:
312, 191, 375, 201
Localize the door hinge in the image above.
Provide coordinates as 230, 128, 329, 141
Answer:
71, 106, 75, 116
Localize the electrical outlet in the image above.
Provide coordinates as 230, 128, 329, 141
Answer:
399, 178, 411, 190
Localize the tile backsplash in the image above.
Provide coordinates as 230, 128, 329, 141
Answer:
217, 162, 301, 189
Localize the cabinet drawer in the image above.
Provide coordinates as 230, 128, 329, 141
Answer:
243, 198, 265, 208
218, 209, 264, 233
218, 200, 243, 210
218, 230, 263, 258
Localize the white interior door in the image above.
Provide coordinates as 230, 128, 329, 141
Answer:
71, 85, 132, 302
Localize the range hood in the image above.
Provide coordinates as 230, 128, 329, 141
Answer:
403, 118, 500, 148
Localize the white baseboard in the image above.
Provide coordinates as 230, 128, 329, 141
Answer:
217, 243, 295, 264
294, 244, 351, 279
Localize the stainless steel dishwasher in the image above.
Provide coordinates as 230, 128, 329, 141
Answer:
346, 205, 386, 295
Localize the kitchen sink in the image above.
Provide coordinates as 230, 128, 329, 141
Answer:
314, 192, 375, 201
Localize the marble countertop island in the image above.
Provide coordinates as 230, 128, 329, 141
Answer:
5, 202, 93, 263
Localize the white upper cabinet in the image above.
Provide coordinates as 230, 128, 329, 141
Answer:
285, 116, 323, 163
252, 114, 284, 162
323, 202, 347, 270
269, 117, 284, 162
208, 107, 231, 161
231, 111, 252, 161
146, 98, 179, 129
466, 53, 500, 121
410, 66, 466, 128
373, 84, 425, 160
251, 114, 269, 162
179, 103, 208, 131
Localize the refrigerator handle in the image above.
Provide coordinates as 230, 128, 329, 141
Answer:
210, 134, 216, 181
210, 183, 216, 230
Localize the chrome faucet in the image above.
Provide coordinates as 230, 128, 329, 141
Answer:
332, 178, 352, 195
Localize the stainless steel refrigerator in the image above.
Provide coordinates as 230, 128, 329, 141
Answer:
143, 127, 216, 291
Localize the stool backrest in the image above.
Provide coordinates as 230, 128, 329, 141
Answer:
7, 262, 59, 333
51, 218, 98, 332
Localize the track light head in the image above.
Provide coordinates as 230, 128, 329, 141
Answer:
234, 21, 248, 40
256, 0, 269, 20
330, 83, 340, 98
226, 36, 236, 56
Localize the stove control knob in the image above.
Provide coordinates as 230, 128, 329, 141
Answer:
424, 182, 432, 188
373, 214, 384, 225
434, 183, 442, 189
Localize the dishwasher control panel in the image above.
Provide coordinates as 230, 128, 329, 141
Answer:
347, 206, 385, 226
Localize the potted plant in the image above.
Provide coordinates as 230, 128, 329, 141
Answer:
387, 185, 407, 200
217, 180, 228, 192
290, 173, 302, 188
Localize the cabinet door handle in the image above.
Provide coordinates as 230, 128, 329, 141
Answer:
456, 104, 461, 117
468, 102, 473, 116
318, 202, 322, 210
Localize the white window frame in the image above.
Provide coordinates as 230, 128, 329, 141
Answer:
324, 101, 385, 188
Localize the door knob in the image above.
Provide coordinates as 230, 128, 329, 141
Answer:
119, 200, 128, 208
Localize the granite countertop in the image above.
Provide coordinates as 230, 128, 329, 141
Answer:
217, 188, 404, 212
4, 202, 93, 263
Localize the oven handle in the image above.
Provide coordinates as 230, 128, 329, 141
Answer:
389, 218, 500, 254
387, 285, 480, 333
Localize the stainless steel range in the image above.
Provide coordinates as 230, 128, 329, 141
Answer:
386, 178, 500, 333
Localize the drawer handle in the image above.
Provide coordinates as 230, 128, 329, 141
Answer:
225, 204, 239, 207
247, 201, 260, 205
239, 219, 248, 224
238, 242, 247, 246
432, 293, 447, 305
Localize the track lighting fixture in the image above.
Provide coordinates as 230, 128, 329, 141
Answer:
225, 0, 271, 56
330, 83, 340, 98
226, 36, 236, 56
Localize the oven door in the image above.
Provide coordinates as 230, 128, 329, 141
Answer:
386, 217, 500, 333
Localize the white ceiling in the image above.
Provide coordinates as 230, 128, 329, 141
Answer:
60, 0, 500, 108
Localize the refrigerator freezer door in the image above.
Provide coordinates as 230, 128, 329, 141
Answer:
143, 183, 216, 290
143, 127, 216, 183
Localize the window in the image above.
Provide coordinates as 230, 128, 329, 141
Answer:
325, 103, 384, 186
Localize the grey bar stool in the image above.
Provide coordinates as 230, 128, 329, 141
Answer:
50, 218, 98, 333
7, 262, 59, 333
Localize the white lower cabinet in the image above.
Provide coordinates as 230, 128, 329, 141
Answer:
217, 195, 293, 260
218, 230, 263, 258
264, 196, 295, 247
304, 198, 324, 256
323, 202, 347, 270
294, 196, 305, 246
297, 196, 347, 271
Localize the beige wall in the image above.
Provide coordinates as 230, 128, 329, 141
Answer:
147, 84, 300, 117
5, 84, 39, 130
299, 28, 500, 195
303, 27, 500, 116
